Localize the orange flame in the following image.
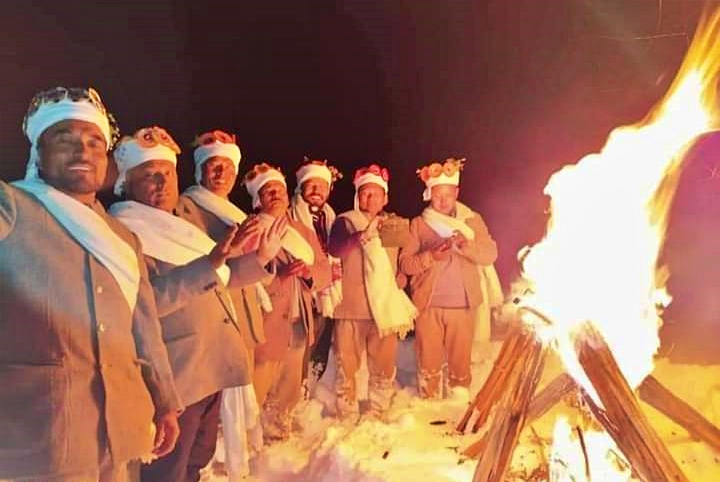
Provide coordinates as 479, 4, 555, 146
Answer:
516, 8, 720, 399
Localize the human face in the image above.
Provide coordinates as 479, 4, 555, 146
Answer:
37, 119, 108, 204
430, 184, 459, 216
357, 183, 388, 216
301, 177, 330, 208
258, 180, 289, 217
124, 159, 179, 213
200, 156, 237, 198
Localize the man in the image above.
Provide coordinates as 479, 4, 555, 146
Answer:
328, 163, 416, 419
289, 157, 343, 394
177, 129, 269, 481
243, 163, 331, 442
110, 127, 286, 482
399, 158, 498, 399
0, 87, 181, 482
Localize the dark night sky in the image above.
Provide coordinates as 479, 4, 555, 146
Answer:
0, 0, 718, 357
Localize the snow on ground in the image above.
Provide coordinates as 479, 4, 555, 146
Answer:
208, 338, 720, 482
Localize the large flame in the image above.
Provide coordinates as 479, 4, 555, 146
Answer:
516, 9, 720, 397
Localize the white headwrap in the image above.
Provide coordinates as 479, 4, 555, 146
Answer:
244, 167, 286, 209
294, 163, 332, 194
422, 171, 460, 201
193, 142, 242, 184
353, 172, 388, 211
113, 139, 178, 196
24, 98, 112, 180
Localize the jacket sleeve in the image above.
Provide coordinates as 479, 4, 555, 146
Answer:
328, 218, 361, 258
399, 217, 436, 276
0, 181, 17, 241
131, 240, 183, 416
227, 252, 275, 288
457, 214, 498, 265
146, 254, 221, 318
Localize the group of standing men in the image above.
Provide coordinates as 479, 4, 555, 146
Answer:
0, 86, 500, 482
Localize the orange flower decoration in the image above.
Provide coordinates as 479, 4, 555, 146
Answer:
354, 163, 389, 183
428, 163, 443, 177
416, 157, 465, 181
132, 126, 181, 153
193, 129, 237, 147
243, 162, 281, 184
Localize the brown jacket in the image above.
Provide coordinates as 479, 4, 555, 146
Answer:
0, 181, 181, 480
145, 246, 271, 407
254, 218, 331, 363
399, 210, 497, 310
176, 195, 268, 346
328, 211, 410, 320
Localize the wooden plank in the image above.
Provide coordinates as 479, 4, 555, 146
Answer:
456, 324, 532, 433
639, 375, 720, 453
575, 322, 689, 482
471, 332, 548, 482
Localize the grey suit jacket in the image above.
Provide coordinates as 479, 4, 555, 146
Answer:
176, 195, 269, 346
0, 181, 181, 480
145, 241, 272, 407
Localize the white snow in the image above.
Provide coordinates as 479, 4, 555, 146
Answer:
206, 338, 720, 482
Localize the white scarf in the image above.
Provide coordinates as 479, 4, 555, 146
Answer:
183, 185, 272, 312
109, 200, 230, 285
290, 193, 342, 317
421, 203, 504, 342
338, 210, 417, 337
257, 213, 315, 265
12, 178, 140, 310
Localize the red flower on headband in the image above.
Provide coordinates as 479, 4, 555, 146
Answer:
354, 164, 389, 183
192, 129, 237, 147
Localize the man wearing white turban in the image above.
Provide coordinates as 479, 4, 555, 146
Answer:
243, 163, 331, 443
176, 129, 268, 481
399, 158, 500, 399
110, 127, 286, 482
0, 87, 182, 482
289, 157, 343, 397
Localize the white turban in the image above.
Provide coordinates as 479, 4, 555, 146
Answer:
193, 142, 242, 184
353, 172, 388, 211
294, 163, 332, 194
422, 171, 460, 201
113, 139, 178, 196
244, 167, 286, 209
24, 97, 112, 180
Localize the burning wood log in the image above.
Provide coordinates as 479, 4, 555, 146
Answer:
527, 373, 577, 422
471, 330, 548, 482
639, 375, 720, 453
575, 321, 690, 482
456, 324, 537, 433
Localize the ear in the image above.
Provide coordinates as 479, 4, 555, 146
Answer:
382, 192, 389, 208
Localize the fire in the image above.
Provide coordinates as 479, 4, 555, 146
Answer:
515, 8, 720, 398
549, 418, 634, 482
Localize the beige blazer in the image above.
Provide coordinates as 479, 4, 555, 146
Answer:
254, 218, 331, 363
328, 211, 410, 320
0, 181, 181, 480
146, 243, 271, 407
176, 195, 269, 346
399, 210, 498, 310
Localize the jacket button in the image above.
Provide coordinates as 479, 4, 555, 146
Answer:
96, 285, 104, 294
98, 323, 106, 333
